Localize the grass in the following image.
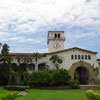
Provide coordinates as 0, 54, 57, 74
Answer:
0, 87, 9, 94
16, 89, 86, 100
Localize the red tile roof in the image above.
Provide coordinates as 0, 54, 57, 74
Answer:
97, 59, 100, 61
45, 47, 97, 55
8, 53, 46, 56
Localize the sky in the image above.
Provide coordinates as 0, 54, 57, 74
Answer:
0, 0, 100, 58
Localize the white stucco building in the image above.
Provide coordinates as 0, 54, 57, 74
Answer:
8, 31, 100, 84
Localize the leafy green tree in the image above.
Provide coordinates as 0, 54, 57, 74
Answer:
51, 69, 71, 86
28, 69, 71, 87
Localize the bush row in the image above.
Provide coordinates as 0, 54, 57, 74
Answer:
4, 85, 29, 91
0, 92, 17, 100
28, 69, 71, 87
86, 90, 100, 100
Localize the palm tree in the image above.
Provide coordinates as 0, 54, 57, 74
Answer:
15, 54, 23, 65
0, 43, 11, 85
22, 55, 33, 64
93, 66, 100, 74
6, 56, 13, 65
32, 53, 41, 71
1, 43, 9, 56
50, 54, 63, 69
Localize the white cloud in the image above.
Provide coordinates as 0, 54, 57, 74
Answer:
0, 0, 100, 53
0, 0, 100, 34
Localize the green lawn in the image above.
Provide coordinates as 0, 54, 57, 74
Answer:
16, 89, 86, 100
0, 87, 9, 94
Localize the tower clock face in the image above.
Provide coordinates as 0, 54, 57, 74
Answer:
53, 42, 60, 49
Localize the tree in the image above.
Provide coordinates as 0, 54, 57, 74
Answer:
50, 55, 63, 69
32, 53, 41, 71
15, 54, 23, 65
1, 43, 9, 56
93, 66, 100, 74
22, 55, 33, 64
0, 43, 11, 85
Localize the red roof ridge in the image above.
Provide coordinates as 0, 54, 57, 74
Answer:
8, 47, 97, 56
97, 59, 100, 61
46, 47, 97, 54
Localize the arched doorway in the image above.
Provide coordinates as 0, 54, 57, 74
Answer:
74, 67, 88, 84
70, 61, 99, 85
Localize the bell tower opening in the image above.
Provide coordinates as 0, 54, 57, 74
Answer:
47, 31, 65, 53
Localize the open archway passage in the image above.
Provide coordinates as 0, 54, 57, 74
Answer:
74, 67, 89, 84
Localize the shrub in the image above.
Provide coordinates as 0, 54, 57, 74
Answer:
51, 69, 71, 86
28, 69, 71, 87
0, 92, 17, 100
28, 71, 51, 87
86, 90, 100, 100
70, 80, 80, 89
4, 85, 29, 91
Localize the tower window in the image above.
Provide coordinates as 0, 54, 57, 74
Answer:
78, 55, 80, 59
55, 33, 57, 38
58, 34, 60, 38
75, 55, 77, 59
71, 55, 74, 59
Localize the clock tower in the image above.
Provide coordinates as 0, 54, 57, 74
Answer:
47, 31, 65, 53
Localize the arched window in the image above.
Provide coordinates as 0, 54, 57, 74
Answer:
58, 34, 60, 38
55, 33, 57, 38
78, 55, 80, 59
88, 55, 91, 60
82, 55, 84, 59
28, 64, 35, 70
71, 55, 74, 59
85, 55, 87, 60
75, 55, 77, 59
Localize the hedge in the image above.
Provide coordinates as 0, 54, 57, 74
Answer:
86, 90, 100, 100
0, 92, 17, 100
4, 85, 30, 91
28, 69, 71, 87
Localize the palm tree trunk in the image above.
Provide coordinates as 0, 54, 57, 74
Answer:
35, 59, 38, 71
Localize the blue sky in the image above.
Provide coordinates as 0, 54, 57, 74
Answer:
0, 0, 100, 58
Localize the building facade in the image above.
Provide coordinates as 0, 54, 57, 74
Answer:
2, 31, 100, 85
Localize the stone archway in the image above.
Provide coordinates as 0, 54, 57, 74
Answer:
74, 67, 88, 84
69, 61, 99, 84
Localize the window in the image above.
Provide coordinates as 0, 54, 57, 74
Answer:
78, 55, 80, 59
88, 55, 91, 60
71, 55, 74, 59
85, 55, 87, 60
82, 55, 84, 59
75, 55, 77, 59
55, 33, 57, 38
98, 62, 100, 66
58, 34, 60, 38
29, 66, 35, 70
